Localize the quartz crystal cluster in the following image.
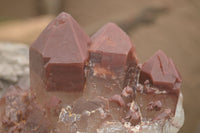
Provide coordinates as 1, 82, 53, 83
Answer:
0, 12, 184, 133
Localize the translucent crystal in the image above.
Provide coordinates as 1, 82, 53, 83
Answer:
96, 93, 184, 133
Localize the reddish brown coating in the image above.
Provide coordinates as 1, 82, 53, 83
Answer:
97, 96, 110, 110
30, 12, 90, 91
46, 96, 61, 108
1, 86, 31, 123
153, 109, 172, 121
89, 23, 137, 69
125, 102, 141, 125
121, 86, 133, 97
21, 102, 51, 133
129, 112, 140, 125
139, 50, 182, 93
0, 86, 51, 133
146, 100, 162, 111
109, 94, 125, 107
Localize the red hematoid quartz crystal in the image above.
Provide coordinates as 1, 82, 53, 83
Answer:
0, 12, 183, 133
139, 50, 182, 93
90, 23, 137, 69
30, 12, 90, 91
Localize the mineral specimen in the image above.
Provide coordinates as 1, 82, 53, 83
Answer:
0, 12, 184, 133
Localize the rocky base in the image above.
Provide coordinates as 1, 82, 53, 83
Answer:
0, 42, 29, 97
0, 85, 184, 133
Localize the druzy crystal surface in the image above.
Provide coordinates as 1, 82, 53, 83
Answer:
0, 12, 184, 133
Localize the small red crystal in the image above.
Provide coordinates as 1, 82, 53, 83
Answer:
139, 50, 182, 93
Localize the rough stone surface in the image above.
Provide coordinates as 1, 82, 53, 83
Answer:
0, 86, 51, 133
0, 42, 29, 97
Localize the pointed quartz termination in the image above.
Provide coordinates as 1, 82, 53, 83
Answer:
136, 50, 182, 121
89, 23, 138, 88
30, 12, 90, 92
139, 50, 182, 93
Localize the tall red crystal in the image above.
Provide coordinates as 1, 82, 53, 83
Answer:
30, 12, 90, 91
